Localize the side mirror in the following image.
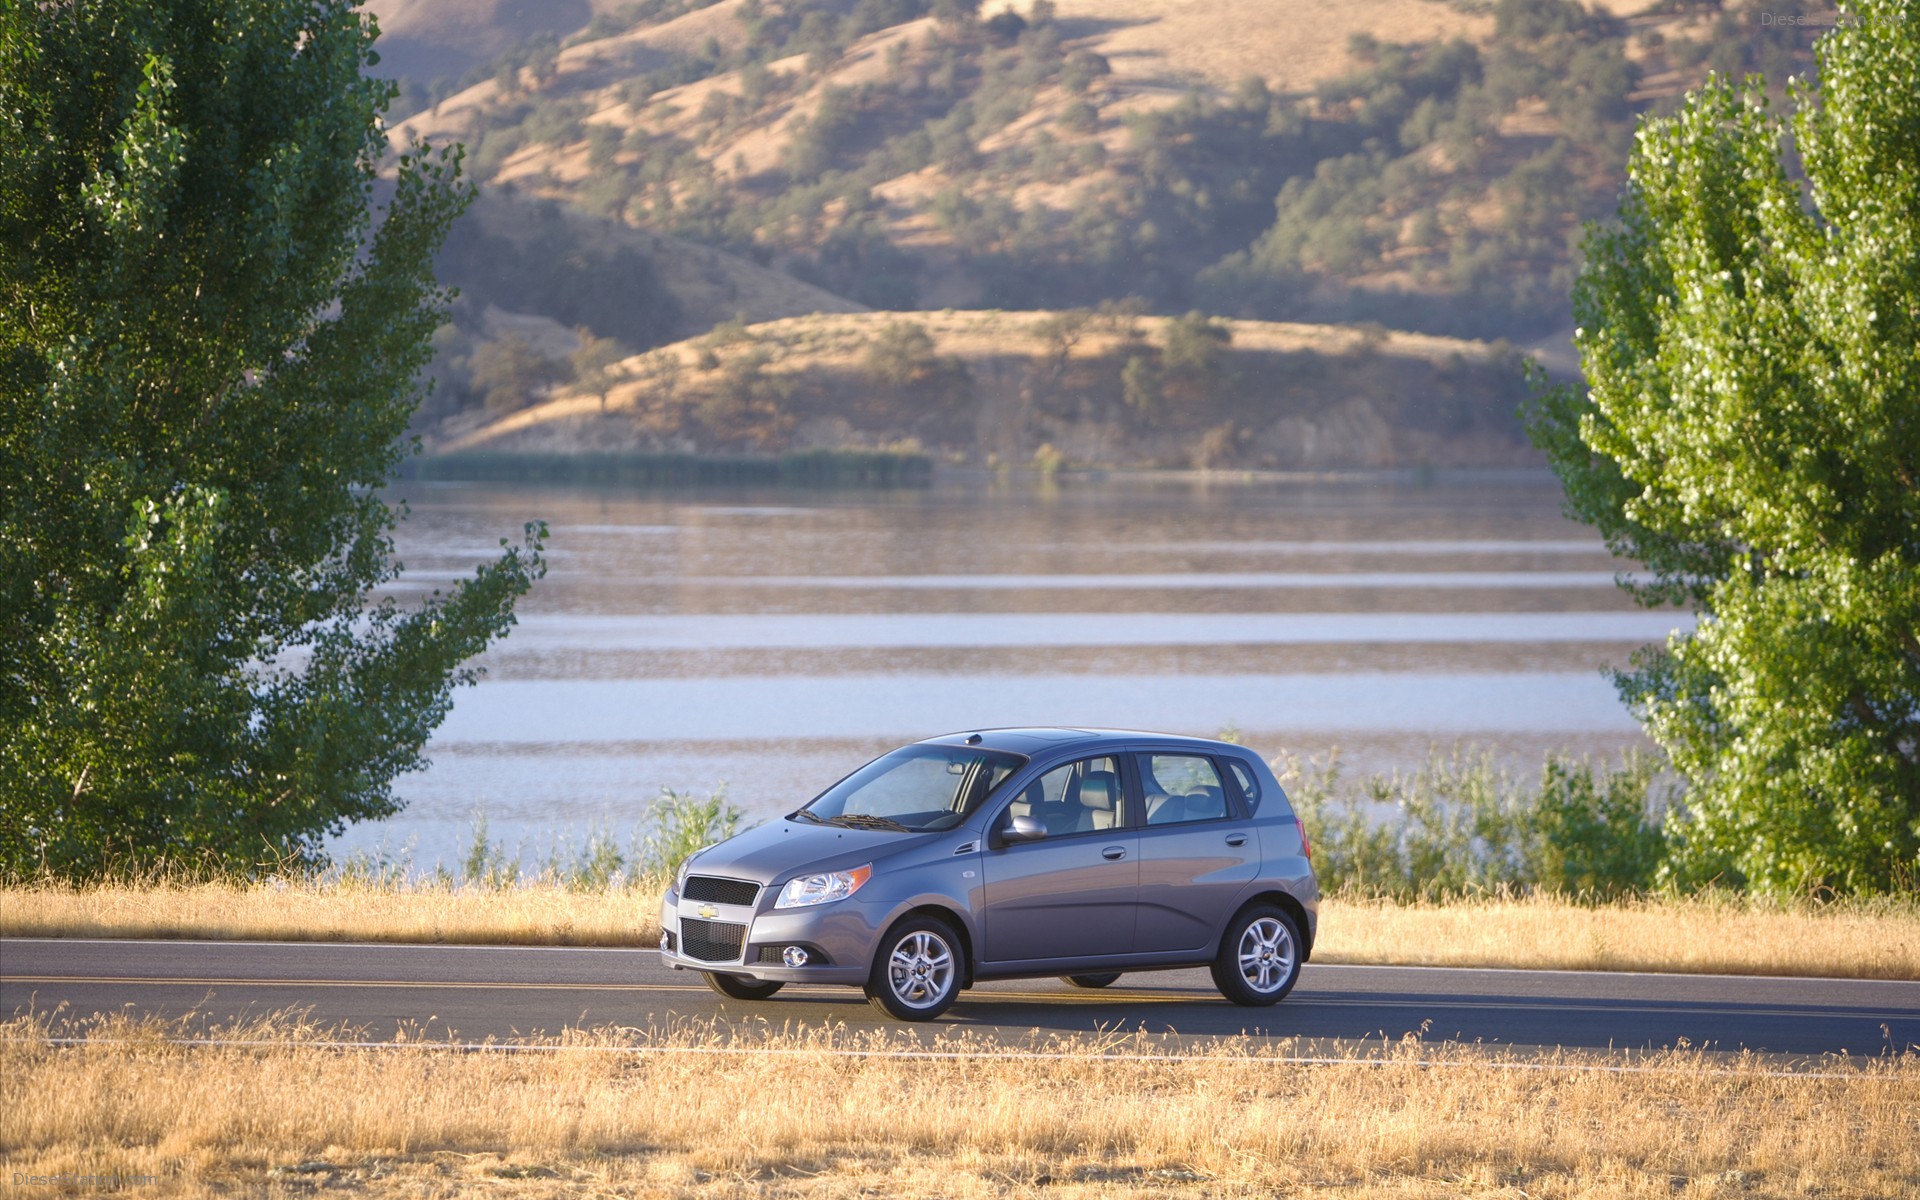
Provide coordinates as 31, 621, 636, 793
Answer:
995, 814, 1046, 848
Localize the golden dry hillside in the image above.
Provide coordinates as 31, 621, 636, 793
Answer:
371, 0, 1837, 462
426, 308, 1537, 471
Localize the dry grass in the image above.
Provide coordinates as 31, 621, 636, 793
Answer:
1314, 892, 1920, 981
0, 877, 672, 948
1047, 0, 1495, 96
3, 880, 1916, 980
2, 1010, 1915, 1199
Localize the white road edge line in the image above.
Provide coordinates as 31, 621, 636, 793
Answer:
3, 937, 1912, 987
4, 1037, 1901, 1080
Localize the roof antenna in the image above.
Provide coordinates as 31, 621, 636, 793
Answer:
965, 733, 983, 745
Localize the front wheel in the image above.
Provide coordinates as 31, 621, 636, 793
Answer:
1210, 905, 1302, 1007
865, 916, 962, 1021
1062, 973, 1122, 989
703, 971, 785, 1001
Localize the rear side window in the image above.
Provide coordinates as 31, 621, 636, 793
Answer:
1137, 753, 1231, 826
1226, 759, 1262, 812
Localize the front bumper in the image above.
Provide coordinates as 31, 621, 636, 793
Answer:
658, 886, 875, 985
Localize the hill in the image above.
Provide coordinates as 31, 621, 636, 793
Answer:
365, 0, 1838, 462
425, 309, 1536, 471
381, 0, 1830, 333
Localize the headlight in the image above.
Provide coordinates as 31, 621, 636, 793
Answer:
775, 864, 872, 909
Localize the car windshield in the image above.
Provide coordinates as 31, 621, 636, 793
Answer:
796, 745, 1026, 832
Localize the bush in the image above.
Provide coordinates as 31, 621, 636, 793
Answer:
1279, 745, 1673, 900
1535, 755, 1670, 896
445, 787, 743, 891
639, 786, 742, 878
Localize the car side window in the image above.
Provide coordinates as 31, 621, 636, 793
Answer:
1005, 756, 1127, 836
1137, 754, 1232, 826
1225, 759, 1262, 812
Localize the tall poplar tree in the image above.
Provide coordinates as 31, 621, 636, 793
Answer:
0, 0, 543, 877
1529, 0, 1918, 891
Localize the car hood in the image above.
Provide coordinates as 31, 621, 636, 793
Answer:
679, 818, 932, 888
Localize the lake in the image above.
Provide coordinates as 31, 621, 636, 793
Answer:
332, 473, 1680, 870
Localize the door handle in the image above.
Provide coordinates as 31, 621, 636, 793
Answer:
1225, 834, 1248, 847
1101, 846, 1127, 861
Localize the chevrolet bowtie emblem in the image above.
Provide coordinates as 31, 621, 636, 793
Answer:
697, 904, 719, 919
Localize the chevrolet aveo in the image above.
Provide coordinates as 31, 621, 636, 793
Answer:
658, 728, 1318, 1021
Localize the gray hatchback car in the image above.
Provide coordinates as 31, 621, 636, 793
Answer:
658, 728, 1318, 1020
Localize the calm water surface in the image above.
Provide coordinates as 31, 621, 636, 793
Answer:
332, 475, 1677, 869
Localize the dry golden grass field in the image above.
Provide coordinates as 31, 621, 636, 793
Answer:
7, 877, 1915, 1196
4, 881, 1916, 980
2, 1010, 1915, 1199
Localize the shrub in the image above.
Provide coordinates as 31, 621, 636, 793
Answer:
1279, 745, 1673, 900
639, 786, 742, 878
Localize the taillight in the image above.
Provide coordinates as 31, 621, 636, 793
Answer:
1296, 816, 1313, 861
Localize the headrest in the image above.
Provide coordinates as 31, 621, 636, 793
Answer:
1078, 771, 1118, 811
1185, 788, 1225, 820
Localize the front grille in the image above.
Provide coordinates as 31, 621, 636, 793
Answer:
681, 917, 747, 963
682, 875, 760, 906
757, 945, 785, 964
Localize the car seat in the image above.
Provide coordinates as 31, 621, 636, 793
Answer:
1071, 771, 1120, 832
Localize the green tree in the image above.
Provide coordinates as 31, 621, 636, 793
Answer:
0, 0, 544, 878
1160, 310, 1232, 412
1527, 0, 1919, 893
1120, 353, 1161, 421
863, 321, 939, 388
571, 328, 632, 412
470, 332, 569, 415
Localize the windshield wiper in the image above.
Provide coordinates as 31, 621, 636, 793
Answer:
790, 808, 826, 824
829, 813, 911, 832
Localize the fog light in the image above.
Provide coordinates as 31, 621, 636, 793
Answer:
659, 931, 672, 953
782, 946, 810, 968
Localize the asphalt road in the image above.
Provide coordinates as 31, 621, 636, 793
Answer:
4, 938, 1916, 1057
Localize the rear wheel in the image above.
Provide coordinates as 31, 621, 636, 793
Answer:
865, 916, 962, 1021
1062, 973, 1122, 989
702, 972, 785, 1001
1209, 905, 1302, 1007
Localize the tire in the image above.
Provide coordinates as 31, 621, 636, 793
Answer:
865, 915, 963, 1021
1062, 972, 1122, 989
702, 971, 785, 1001
1209, 905, 1302, 1007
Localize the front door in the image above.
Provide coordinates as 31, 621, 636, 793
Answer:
980, 755, 1138, 963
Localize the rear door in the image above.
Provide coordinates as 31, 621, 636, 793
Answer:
1131, 751, 1259, 954
979, 754, 1138, 963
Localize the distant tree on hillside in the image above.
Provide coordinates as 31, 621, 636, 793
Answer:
572, 329, 633, 411
1160, 310, 1233, 412
860, 320, 972, 412
471, 333, 569, 414
932, 0, 981, 26
863, 321, 940, 388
